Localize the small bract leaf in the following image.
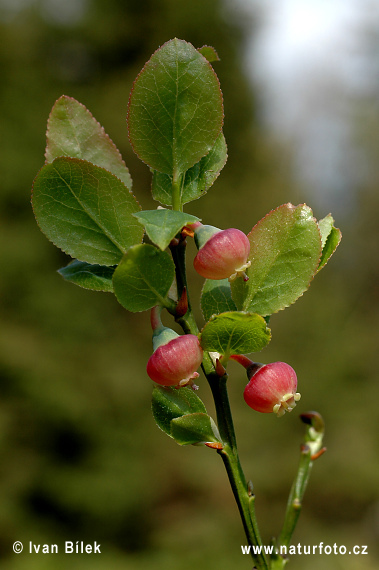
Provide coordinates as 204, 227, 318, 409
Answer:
171, 413, 221, 446
318, 213, 335, 248
197, 45, 220, 63
231, 204, 322, 316
152, 385, 207, 437
128, 38, 224, 175
200, 311, 271, 357
58, 260, 115, 292
133, 209, 200, 250
46, 95, 132, 190
112, 244, 175, 312
201, 278, 237, 322
32, 157, 143, 266
318, 226, 342, 271
151, 133, 227, 206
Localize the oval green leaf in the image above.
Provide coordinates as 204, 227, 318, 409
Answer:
231, 204, 322, 316
128, 38, 224, 175
133, 209, 200, 250
58, 260, 115, 292
46, 95, 132, 190
200, 311, 271, 357
200, 278, 237, 322
112, 244, 175, 312
151, 133, 227, 206
32, 157, 143, 265
152, 385, 207, 437
171, 413, 221, 446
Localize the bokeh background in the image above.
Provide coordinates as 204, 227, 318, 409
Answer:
0, 0, 378, 569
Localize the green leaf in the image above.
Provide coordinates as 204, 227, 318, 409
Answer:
317, 213, 342, 272
152, 385, 207, 437
128, 38, 224, 175
318, 213, 334, 248
112, 244, 175, 312
32, 157, 143, 266
200, 278, 237, 321
151, 133, 228, 206
200, 311, 271, 357
58, 260, 115, 292
45, 95, 132, 190
171, 413, 221, 446
133, 209, 200, 250
318, 226, 342, 272
231, 204, 322, 316
197, 45, 220, 63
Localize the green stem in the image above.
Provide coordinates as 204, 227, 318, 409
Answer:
206, 364, 268, 570
278, 447, 312, 550
273, 413, 325, 568
168, 212, 268, 569
172, 293, 267, 565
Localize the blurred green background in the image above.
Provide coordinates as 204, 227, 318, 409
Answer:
0, 1, 378, 569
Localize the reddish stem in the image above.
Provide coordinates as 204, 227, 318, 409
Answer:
150, 305, 163, 332
230, 354, 254, 369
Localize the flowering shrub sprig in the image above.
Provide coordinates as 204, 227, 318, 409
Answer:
31, 39, 341, 569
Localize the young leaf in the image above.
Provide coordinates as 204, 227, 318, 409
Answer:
199, 311, 271, 357
152, 385, 207, 437
318, 213, 334, 248
200, 278, 237, 322
32, 157, 143, 266
231, 204, 322, 316
151, 133, 228, 206
318, 226, 342, 272
127, 38, 224, 175
58, 260, 115, 292
171, 413, 221, 446
45, 95, 133, 190
197, 45, 220, 63
112, 244, 175, 312
133, 209, 200, 250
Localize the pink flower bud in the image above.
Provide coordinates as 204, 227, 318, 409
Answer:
147, 334, 203, 387
193, 227, 251, 281
243, 362, 301, 417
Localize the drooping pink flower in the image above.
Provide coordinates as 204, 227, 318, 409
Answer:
193, 226, 250, 281
243, 361, 301, 417
147, 334, 203, 387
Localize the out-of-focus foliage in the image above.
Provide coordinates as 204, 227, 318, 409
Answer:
0, 0, 378, 569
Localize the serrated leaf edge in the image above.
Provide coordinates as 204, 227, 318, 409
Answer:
199, 310, 272, 355
127, 38, 224, 175
31, 157, 143, 265
237, 203, 323, 316
45, 95, 133, 190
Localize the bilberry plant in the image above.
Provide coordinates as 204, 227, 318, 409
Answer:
32, 39, 341, 568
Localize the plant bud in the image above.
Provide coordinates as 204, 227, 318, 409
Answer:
193, 226, 251, 281
147, 333, 203, 387
243, 361, 301, 417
